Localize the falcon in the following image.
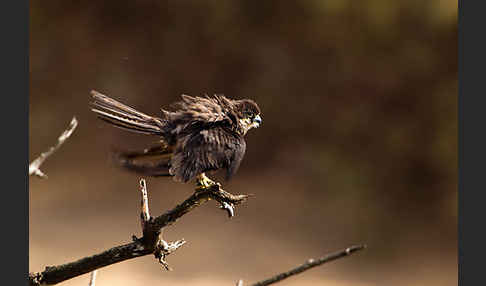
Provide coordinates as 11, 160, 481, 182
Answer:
90, 90, 262, 188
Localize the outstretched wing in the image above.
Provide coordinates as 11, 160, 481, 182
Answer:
169, 126, 246, 182
162, 94, 237, 136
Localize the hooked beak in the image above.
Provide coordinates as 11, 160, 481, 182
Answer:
253, 114, 262, 127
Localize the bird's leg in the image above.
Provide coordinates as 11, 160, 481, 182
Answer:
195, 173, 217, 190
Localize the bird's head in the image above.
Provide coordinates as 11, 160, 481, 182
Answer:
234, 99, 262, 135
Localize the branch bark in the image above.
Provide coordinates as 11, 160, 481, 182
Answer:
29, 181, 249, 285
238, 244, 366, 286
29, 117, 78, 178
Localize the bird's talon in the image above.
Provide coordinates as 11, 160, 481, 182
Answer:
220, 201, 235, 217
195, 173, 218, 189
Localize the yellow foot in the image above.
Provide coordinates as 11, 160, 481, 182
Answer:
195, 173, 219, 190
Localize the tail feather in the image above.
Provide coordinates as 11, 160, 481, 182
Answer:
112, 143, 174, 177
90, 90, 165, 135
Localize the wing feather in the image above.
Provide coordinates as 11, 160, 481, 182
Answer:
169, 126, 246, 182
164, 95, 235, 131
113, 143, 173, 177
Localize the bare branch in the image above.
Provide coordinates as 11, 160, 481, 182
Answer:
247, 245, 366, 286
29, 181, 249, 285
88, 271, 97, 286
150, 184, 249, 230
29, 117, 78, 178
155, 238, 187, 271
139, 179, 150, 231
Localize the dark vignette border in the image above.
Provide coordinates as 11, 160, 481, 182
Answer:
1, 0, 29, 284
459, 0, 486, 285
457, 0, 463, 284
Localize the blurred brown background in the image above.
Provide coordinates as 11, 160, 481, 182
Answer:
29, 1, 457, 285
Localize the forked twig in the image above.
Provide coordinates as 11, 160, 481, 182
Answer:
29, 117, 78, 178
138, 179, 186, 270
29, 180, 249, 285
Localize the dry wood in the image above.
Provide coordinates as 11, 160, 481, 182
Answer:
88, 271, 97, 286
29, 181, 249, 285
29, 117, 78, 178
239, 245, 366, 286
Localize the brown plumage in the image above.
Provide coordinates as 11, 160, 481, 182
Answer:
90, 90, 262, 184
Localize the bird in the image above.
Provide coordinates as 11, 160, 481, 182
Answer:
90, 90, 262, 188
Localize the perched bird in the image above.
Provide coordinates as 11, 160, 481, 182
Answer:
90, 90, 262, 187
